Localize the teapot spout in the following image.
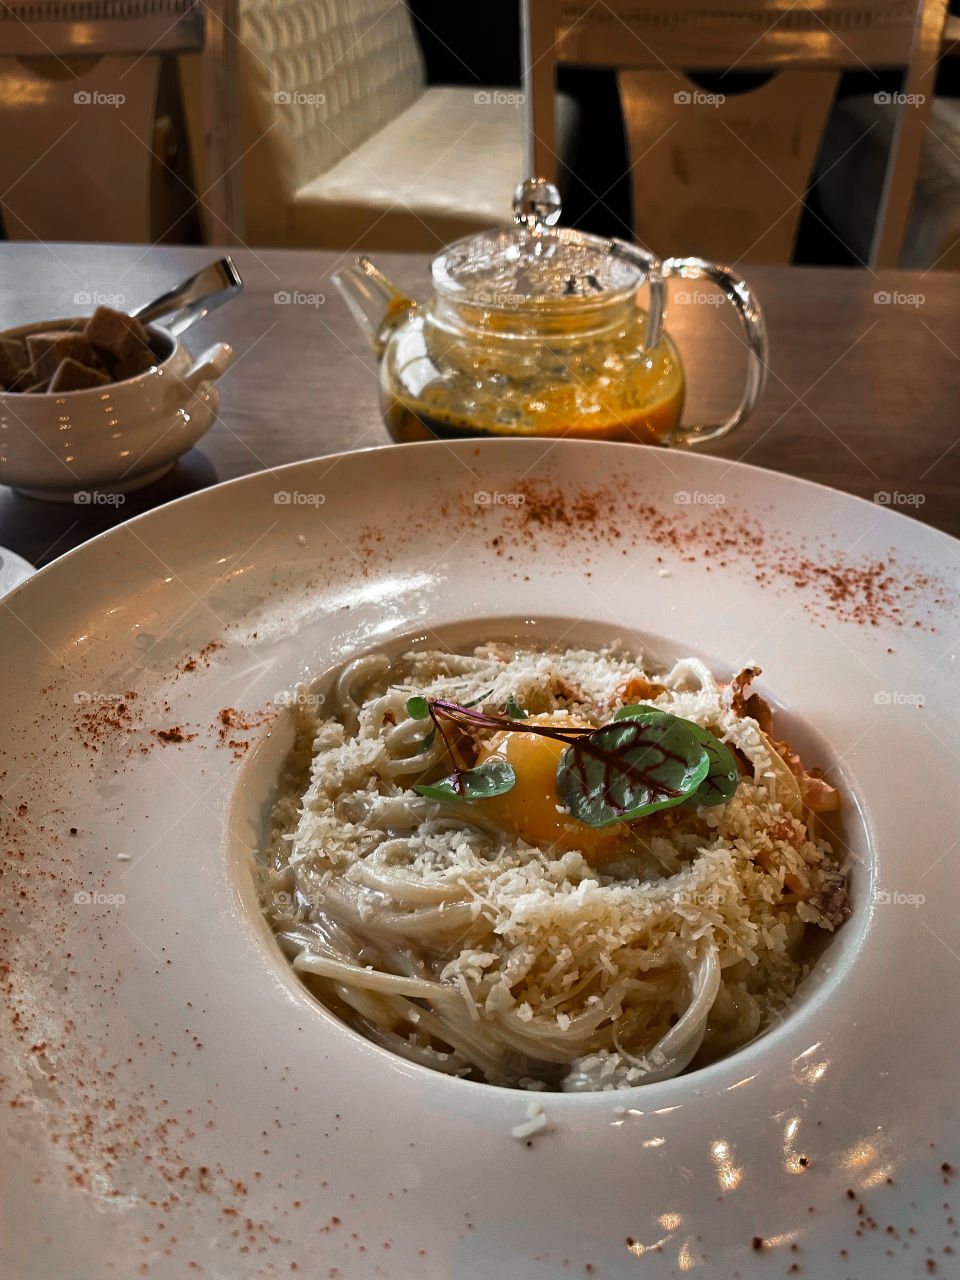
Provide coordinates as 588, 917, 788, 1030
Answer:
332, 257, 417, 355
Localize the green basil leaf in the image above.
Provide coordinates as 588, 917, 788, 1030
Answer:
406, 695, 430, 720
504, 693, 528, 720
557, 717, 709, 827
414, 759, 516, 802
686, 724, 740, 807
414, 726, 437, 756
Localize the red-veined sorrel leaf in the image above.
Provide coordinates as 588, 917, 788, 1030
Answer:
685, 723, 739, 806
557, 716, 709, 827
404, 692, 739, 821
614, 704, 739, 808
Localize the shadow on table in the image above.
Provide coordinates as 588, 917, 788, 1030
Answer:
0, 449, 220, 569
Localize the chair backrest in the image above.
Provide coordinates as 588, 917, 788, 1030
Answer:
523, 0, 947, 265
0, 0, 207, 243
547, 0, 930, 70
0, 0, 203, 55
616, 66, 841, 263
238, 0, 426, 198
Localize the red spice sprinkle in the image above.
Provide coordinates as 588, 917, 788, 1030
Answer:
496, 480, 951, 630
215, 706, 273, 760
177, 641, 224, 675
151, 727, 197, 745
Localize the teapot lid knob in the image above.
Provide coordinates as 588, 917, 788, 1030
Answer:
513, 177, 562, 231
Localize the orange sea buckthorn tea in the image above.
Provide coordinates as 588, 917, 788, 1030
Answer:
382, 295, 686, 446
335, 178, 766, 447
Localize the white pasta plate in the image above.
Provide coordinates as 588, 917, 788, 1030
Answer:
1, 438, 958, 1279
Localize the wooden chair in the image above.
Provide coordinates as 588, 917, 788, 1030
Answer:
0, 0, 239, 244
522, 0, 948, 265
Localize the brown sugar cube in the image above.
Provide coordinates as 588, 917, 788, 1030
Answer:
24, 330, 73, 372
47, 357, 111, 393
0, 335, 28, 389
7, 365, 40, 393
27, 331, 100, 383
113, 345, 158, 381
84, 306, 151, 365
21, 331, 67, 384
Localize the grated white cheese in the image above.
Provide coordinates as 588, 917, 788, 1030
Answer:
511, 1100, 548, 1140
268, 643, 847, 1091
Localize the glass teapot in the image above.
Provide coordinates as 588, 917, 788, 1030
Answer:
334, 179, 766, 446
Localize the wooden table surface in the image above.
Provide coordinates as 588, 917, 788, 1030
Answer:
1, 242, 958, 568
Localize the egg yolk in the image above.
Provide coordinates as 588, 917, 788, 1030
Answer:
474, 715, 630, 865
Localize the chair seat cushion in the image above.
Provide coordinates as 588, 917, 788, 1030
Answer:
284, 86, 579, 250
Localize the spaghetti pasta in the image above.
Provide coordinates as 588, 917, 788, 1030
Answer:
263, 642, 848, 1091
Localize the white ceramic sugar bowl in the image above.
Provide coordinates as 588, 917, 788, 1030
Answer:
0, 317, 233, 500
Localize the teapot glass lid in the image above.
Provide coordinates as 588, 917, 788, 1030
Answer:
431, 179, 646, 308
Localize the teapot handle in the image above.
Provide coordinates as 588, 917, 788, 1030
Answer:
608, 240, 666, 354
655, 257, 767, 446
